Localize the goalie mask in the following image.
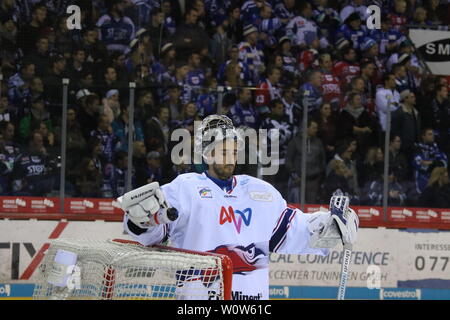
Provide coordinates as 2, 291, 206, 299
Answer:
194, 115, 244, 164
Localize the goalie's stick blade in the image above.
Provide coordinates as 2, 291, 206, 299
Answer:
337, 244, 353, 300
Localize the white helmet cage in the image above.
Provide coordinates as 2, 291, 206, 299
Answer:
194, 115, 244, 163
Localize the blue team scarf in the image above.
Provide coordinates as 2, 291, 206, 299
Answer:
205, 170, 233, 193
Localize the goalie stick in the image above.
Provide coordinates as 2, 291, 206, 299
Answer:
329, 195, 353, 300
337, 243, 352, 300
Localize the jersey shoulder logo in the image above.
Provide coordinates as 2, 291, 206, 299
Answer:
198, 187, 212, 198
249, 191, 273, 202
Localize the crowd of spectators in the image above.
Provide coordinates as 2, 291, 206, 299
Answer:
0, 0, 449, 207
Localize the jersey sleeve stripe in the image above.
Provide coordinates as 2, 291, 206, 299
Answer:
269, 208, 296, 252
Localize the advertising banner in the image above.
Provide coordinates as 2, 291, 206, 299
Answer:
269, 228, 450, 289
409, 29, 450, 75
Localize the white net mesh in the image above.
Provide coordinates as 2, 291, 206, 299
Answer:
33, 239, 228, 300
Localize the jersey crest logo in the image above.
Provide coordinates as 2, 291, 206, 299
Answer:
198, 187, 212, 198
219, 206, 252, 234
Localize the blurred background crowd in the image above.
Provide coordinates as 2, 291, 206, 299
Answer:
0, 0, 449, 208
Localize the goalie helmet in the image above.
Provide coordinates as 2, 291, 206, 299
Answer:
194, 114, 243, 161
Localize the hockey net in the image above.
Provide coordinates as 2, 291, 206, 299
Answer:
32, 239, 233, 300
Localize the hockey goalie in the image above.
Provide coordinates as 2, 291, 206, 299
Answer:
118, 115, 359, 300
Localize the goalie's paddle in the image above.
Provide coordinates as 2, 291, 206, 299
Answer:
337, 243, 352, 300
329, 195, 353, 300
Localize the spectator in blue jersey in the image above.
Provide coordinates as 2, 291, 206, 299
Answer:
274, 0, 296, 20
186, 52, 206, 102
153, 42, 176, 82
135, 150, 164, 187
286, 1, 327, 49
228, 88, 259, 130
96, 0, 136, 54
165, 60, 190, 105
368, 16, 403, 56
11, 131, 54, 196
8, 61, 35, 110
0, 132, 15, 194
278, 37, 298, 86
412, 128, 448, 194
261, 98, 294, 198
205, 0, 232, 29
335, 12, 367, 51
339, 0, 368, 22
74, 157, 103, 198
160, 0, 177, 35
90, 114, 119, 166
112, 104, 145, 153
392, 64, 410, 94
240, 0, 269, 26
106, 150, 131, 198
281, 85, 301, 134
0, 96, 16, 126
238, 25, 265, 85
124, 0, 160, 30
300, 69, 323, 115
196, 77, 218, 118
361, 168, 407, 206
257, 3, 286, 49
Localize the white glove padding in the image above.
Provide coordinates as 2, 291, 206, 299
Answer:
333, 207, 359, 245
118, 183, 177, 228
307, 201, 359, 248
307, 211, 342, 249
329, 195, 359, 245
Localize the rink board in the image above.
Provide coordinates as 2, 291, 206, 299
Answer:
0, 221, 449, 300
1, 284, 450, 300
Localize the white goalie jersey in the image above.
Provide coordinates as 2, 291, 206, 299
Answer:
123, 172, 329, 300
